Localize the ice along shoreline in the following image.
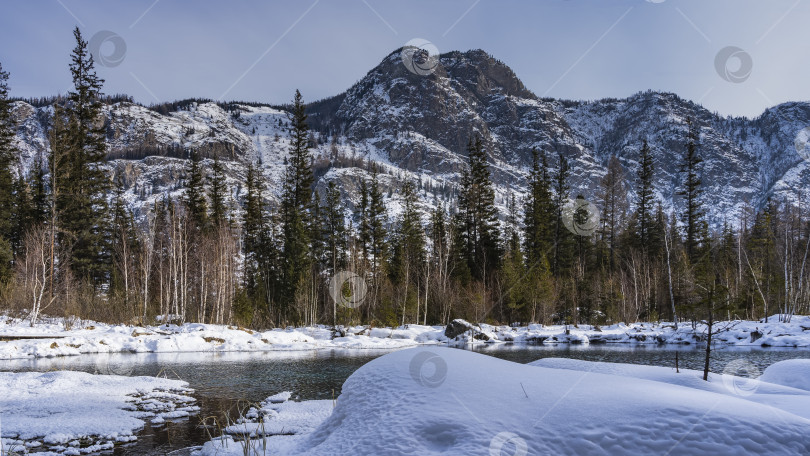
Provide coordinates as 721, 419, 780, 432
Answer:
1, 314, 810, 361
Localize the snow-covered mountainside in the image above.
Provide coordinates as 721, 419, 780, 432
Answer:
10, 49, 810, 228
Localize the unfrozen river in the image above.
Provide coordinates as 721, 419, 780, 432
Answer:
4, 344, 810, 455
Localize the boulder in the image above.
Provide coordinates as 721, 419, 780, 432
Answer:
445, 319, 474, 339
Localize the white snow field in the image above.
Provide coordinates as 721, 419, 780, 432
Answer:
0, 316, 445, 360
195, 348, 810, 456
2, 314, 810, 361
0, 371, 198, 455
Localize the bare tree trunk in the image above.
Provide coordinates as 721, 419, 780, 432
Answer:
401, 261, 409, 327
743, 248, 769, 322
665, 230, 677, 328
703, 295, 714, 381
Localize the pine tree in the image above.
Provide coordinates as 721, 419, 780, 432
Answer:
391, 180, 425, 324
430, 202, 448, 260
310, 196, 324, 272
208, 154, 228, 226
678, 121, 706, 263
367, 168, 388, 275
503, 192, 527, 321
243, 162, 266, 293
523, 148, 554, 266
505, 192, 520, 256
242, 161, 280, 318
392, 181, 425, 277
649, 202, 666, 259
48, 102, 70, 298
552, 152, 573, 274
321, 181, 346, 275
457, 136, 500, 281
599, 155, 626, 270
449, 208, 472, 284
29, 154, 49, 227
747, 201, 776, 320
0, 62, 17, 279
280, 90, 315, 321
184, 150, 208, 229
356, 178, 370, 265
57, 27, 111, 284
10, 172, 32, 254
634, 140, 655, 252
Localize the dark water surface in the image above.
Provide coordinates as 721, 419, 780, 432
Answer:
4, 344, 810, 454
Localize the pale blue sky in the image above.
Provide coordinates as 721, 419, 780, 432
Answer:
1, 0, 808, 117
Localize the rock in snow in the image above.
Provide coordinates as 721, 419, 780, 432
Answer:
444, 319, 474, 339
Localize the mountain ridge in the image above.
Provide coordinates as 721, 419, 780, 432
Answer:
9, 48, 810, 230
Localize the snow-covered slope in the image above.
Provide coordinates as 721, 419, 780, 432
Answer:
10, 49, 810, 228
195, 348, 810, 455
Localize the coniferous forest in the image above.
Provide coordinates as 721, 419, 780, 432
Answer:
1, 27, 808, 331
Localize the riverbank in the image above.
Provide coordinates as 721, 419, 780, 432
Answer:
1, 314, 809, 361
0, 371, 198, 454
194, 348, 810, 455
2, 342, 810, 454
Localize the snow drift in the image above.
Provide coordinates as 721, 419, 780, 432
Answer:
199, 348, 810, 455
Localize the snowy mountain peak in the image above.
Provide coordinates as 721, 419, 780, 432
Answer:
10, 49, 810, 228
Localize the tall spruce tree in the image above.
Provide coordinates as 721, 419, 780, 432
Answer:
391, 180, 425, 324
523, 147, 554, 266
30, 154, 49, 227
208, 154, 228, 226
430, 201, 448, 262
392, 181, 425, 279
321, 181, 346, 275
552, 152, 573, 274
10, 172, 32, 255
599, 155, 626, 270
321, 181, 346, 325
280, 90, 315, 320
457, 136, 500, 280
58, 28, 110, 284
49, 103, 70, 297
678, 121, 706, 263
367, 168, 388, 275
0, 62, 17, 277
184, 150, 208, 229
503, 192, 527, 321
634, 140, 655, 252
356, 178, 370, 265
243, 162, 266, 293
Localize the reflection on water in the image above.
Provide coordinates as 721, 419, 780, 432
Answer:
2, 349, 398, 455
3, 349, 399, 400
3, 344, 810, 454
467, 343, 810, 374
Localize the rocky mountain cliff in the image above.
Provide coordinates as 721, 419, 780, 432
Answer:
10, 48, 810, 230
